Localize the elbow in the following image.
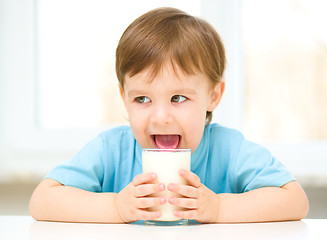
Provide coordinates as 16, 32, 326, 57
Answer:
28, 178, 62, 221
296, 193, 309, 220
290, 183, 310, 221
296, 185, 310, 220
29, 190, 42, 221
282, 181, 309, 221
29, 205, 39, 221
29, 181, 52, 221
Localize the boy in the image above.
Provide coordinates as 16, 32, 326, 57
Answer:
29, 7, 309, 223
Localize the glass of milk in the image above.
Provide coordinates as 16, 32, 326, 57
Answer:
142, 148, 191, 226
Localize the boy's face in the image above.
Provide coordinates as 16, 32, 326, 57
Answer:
120, 63, 224, 153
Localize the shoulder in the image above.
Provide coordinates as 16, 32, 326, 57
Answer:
205, 123, 245, 148
198, 123, 246, 169
205, 123, 272, 164
97, 125, 139, 160
98, 125, 134, 143
99, 125, 133, 136
207, 123, 243, 135
207, 124, 270, 157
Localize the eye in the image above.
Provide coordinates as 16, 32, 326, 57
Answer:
135, 96, 150, 103
171, 95, 187, 103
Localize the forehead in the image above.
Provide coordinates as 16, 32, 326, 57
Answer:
125, 61, 204, 86
124, 62, 212, 96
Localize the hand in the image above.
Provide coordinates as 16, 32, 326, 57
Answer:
115, 172, 166, 223
167, 169, 219, 223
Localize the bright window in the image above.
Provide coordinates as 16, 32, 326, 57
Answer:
37, 0, 201, 129
243, 0, 327, 142
2, 0, 326, 182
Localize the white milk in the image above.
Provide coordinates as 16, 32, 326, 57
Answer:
142, 149, 191, 221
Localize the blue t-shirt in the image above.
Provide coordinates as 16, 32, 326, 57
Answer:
45, 124, 295, 193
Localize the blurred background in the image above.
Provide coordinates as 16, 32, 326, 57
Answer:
1, 0, 326, 218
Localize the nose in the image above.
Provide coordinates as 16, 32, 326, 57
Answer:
150, 103, 174, 125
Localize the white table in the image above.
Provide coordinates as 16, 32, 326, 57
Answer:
0, 216, 326, 240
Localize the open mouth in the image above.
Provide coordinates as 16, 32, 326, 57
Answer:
151, 134, 181, 149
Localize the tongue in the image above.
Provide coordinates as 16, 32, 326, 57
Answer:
154, 135, 180, 149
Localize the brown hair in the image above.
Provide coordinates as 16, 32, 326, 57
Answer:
116, 7, 226, 124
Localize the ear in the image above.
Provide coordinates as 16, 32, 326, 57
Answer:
207, 81, 225, 112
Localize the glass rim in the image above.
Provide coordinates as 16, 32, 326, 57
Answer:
142, 148, 191, 152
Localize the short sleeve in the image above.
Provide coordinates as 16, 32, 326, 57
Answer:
45, 136, 105, 192
232, 139, 295, 193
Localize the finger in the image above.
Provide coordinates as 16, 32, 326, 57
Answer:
169, 197, 197, 209
179, 169, 201, 188
174, 209, 197, 220
137, 209, 161, 220
136, 197, 166, 208
133, 172, 157, 186
135, 183, 165, 197
167, 183, 198, 198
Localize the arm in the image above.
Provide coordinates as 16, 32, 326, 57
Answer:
215, 181, 309, 223
29, 179, 123, 223
168, 170, 309, 223
29, 173, 165, 223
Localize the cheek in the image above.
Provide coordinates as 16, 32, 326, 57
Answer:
128, 112, 145, 132
129, 119, 147, 148
189, 118, 206, 151
180, 106, 206, 152
126, 108, 145, 139
187, 101, 208, 124
126, 105, 144, 125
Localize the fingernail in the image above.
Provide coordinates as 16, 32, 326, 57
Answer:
159, 183, 165, 191
168, 197, 174, 204
160, 197, 166, 204
179, 169, 186, 176
174, 210, 180, 217
152, 173, 157, 179
168, 183, 174, 191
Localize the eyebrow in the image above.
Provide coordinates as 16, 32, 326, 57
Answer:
127, 90, 147, 98
127, 88, 197, 98
172, 88, 197, 95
